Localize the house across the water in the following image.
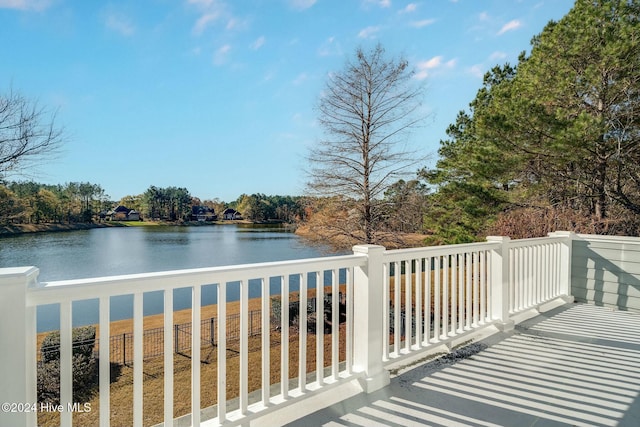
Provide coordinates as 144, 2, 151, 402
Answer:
106, 205, 141, 221
222, 208, 242, 220
191, 206, 217, 222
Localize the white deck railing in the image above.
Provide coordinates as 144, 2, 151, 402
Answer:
0, 233, 576, 427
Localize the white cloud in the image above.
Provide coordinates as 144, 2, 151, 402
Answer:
400, 3, 417, 13
418, 56, 443, 70
362, 0, 391, 8
318, 36, 342, 56
497, 19, 522, 35
468, 64, 484, 78
479, 11, 489, 21
188, 0, 215, 7
193, 12, 220, 35
214, 44, 231, 65
188, 0, 240, 36
251, 36, 266, 50
358, 26, 380, 39
226, 17, 249, 31
415, 56, 456, 80
105, 12, 135, 36
0, 0, 51, 11
410, 18, 435, 28
293, 72, 308, 86
290, 0, 316, 10
489, 51, 507, 61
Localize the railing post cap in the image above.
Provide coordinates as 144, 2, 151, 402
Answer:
0, 266, 39, 286
547, 231, 576, 238
352, 244, 385, 255
486, 236, 510, 243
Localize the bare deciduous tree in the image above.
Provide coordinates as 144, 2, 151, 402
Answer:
307, 44, 427, 244
0, 89, 64, 177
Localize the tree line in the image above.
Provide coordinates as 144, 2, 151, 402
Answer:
0, 181, 109, 224
0, 180, 306, 225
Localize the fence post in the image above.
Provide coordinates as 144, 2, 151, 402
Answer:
351, 245, 389, 393
486, 237, 514, 331
547, 231, 576, 302
0, 267, 39, 427
122, 333, 127, 366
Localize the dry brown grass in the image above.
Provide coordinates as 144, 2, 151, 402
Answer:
37, 288, 347, 427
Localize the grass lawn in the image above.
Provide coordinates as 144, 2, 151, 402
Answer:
36, 288, 348, 427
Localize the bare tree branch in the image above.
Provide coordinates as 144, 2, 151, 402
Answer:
0, 89, 64, 178
306, 44, 429, 244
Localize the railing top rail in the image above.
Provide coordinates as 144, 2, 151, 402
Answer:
26, 253, 366, 306
383, 241, 500, 262
508, 235, 564, 248
576, 233, 640, 245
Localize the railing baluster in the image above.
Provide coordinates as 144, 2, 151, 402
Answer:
345, 267, 353, 374
425, 257, 432, 343
240, 279, 248, 414
163, 290, 173, 427
536, 245, 542, 304
331, 269, 339, 380
60, 300, 72, 427
433, 257, 440, 341
217, 283, 227, 423
457, 254, 464, 333
382, 262, 390, 360
404, 261, 412, 351
299, 273, 308, 390
414, 259, 422, 348
451, 254, 457, 334
133, 292, 143, 427
393, 261, 401, 354
465, 253, 472, 330
518, 247, 524, 311
316, 271, 324, 386
261, 277, 269, 406
192, 285, 201, 426
527, 246, 533, 307
546, 244, 552, 298
99, 297, 110, 427
473, 252, 480, 326
281, 276, 289, 398
485, 250, 492, 321
442, 255, 449, 339
480, 251, 486, 324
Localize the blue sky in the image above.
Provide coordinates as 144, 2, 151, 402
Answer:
1, 0, 574, 202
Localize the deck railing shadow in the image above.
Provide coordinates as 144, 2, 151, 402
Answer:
571, 234, 640, 311
286, 303, 640, 427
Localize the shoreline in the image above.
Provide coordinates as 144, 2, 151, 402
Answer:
0, 222, 123, 236
1, 220, 293, 236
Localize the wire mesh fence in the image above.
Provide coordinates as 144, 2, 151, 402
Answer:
40, 296, 344, 365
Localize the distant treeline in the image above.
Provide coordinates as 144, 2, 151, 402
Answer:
0, 181, 305, 225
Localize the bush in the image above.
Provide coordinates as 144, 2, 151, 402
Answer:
41, 325, 96, 363
38, 326, 98, 404
37, 355, 98, 405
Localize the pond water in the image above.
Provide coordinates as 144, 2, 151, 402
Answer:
0, 224, 341, 331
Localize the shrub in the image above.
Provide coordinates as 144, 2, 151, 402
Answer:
41, 325, 96, 363
38, 326, 98, 404
37, 355, 98, 405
